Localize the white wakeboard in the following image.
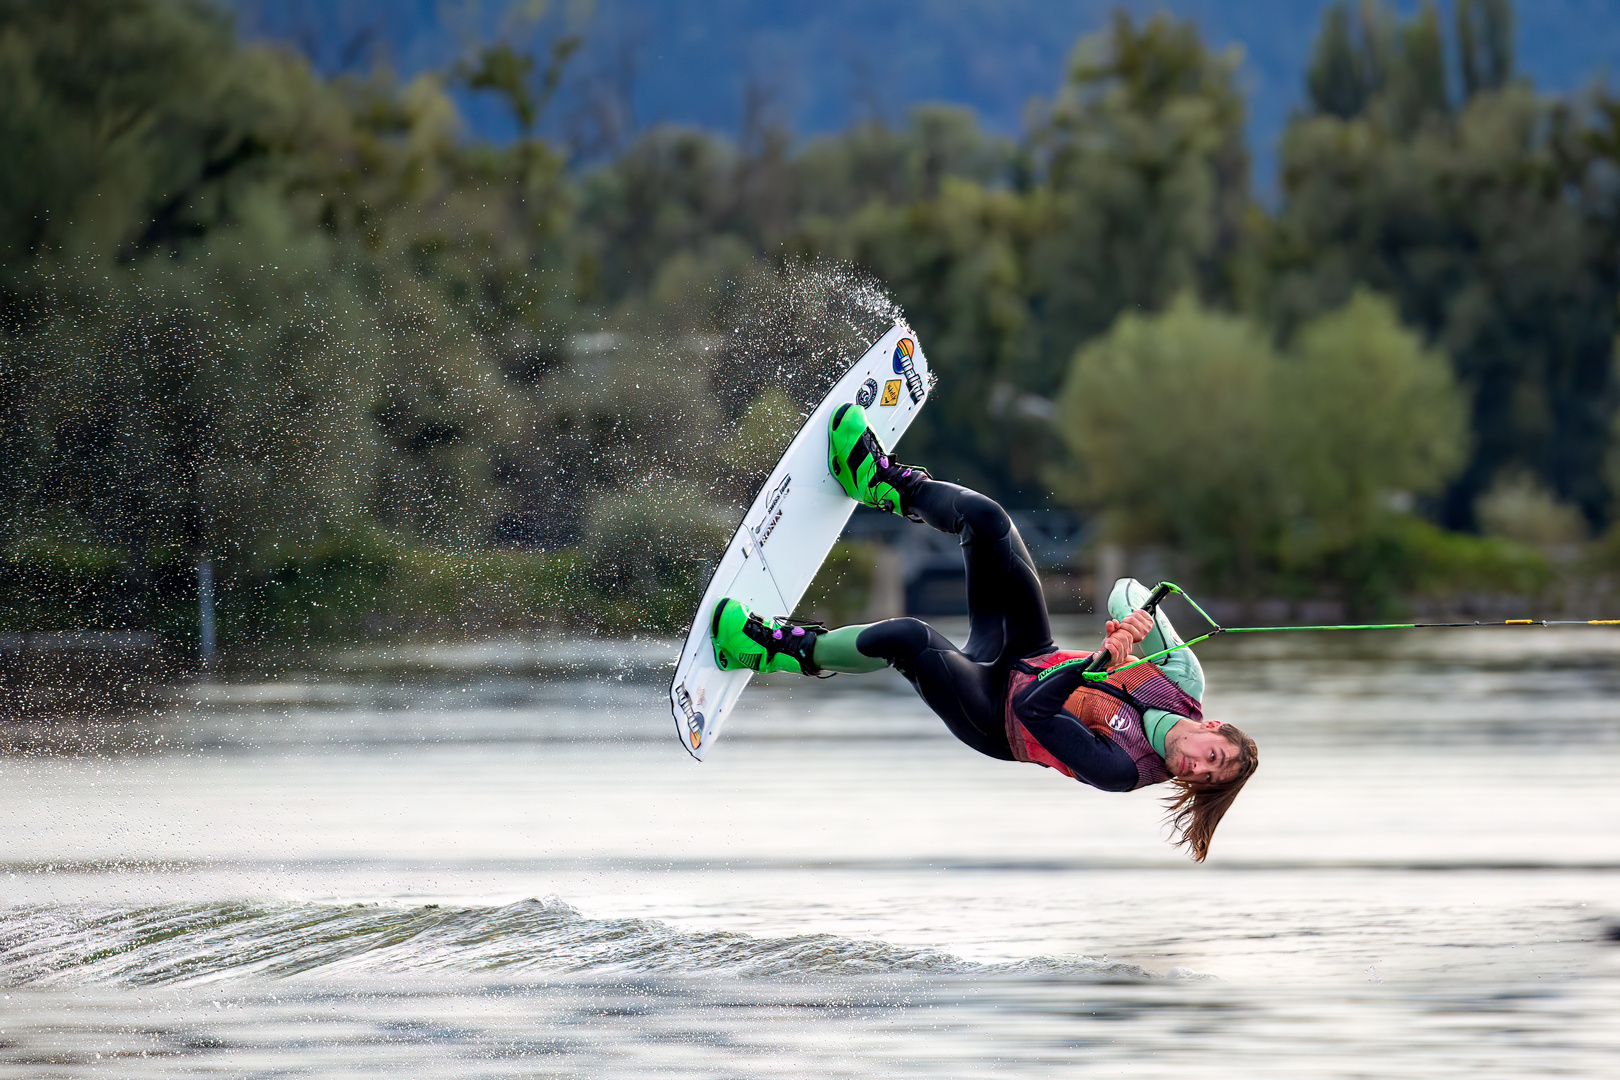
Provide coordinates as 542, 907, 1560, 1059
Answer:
670, 320, 933, 759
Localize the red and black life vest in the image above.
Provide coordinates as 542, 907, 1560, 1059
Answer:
1002, 650, 1203, 790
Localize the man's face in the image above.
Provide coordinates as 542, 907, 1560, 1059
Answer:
1169, 722, 1239, 784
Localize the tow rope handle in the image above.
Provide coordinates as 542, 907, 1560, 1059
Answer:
1081, 581, 1179, 676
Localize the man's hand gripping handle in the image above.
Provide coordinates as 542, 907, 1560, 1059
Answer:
1083, 581, 1176, 674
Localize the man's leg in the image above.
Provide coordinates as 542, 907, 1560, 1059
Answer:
827, 405, 1050, 664
811, 624, 888, 674
853, 617, 1011, 760
906, 481, 1054, 665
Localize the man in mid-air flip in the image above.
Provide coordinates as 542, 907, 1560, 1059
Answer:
710, 403, 1258, 861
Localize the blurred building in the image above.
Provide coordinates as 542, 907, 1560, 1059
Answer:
842, 507, 1091, 617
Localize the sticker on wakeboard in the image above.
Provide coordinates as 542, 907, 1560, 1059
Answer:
668, 320, 933, 759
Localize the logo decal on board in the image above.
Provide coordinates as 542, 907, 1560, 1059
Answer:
880, 379, 902, 406
892, 338, 924, 403
855, 378, 878, 407
676, 683, 705, 749
753, 473, 791, 546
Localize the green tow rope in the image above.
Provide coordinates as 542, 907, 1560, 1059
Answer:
1035, 582, 1620, 684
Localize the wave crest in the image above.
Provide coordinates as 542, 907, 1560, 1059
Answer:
0, 898, 1191, 986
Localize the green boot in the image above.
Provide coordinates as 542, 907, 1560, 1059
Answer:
827, 402, 930, 518
710, 598, 825, 675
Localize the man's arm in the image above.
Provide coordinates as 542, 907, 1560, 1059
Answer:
1007, 608, 1154, 792
1010, 665, 1138, 791
1107, 577, 1200, 757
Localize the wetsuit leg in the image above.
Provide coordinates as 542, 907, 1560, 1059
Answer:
905, 480, 1054, 665
855, 618, 1012, 760
847, 483, 1052, 762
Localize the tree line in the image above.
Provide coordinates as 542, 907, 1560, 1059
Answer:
0, 0, 1615, 644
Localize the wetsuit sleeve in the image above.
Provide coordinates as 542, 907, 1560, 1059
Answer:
1010, 659, 1139, 792
1107, 577, 1203, 702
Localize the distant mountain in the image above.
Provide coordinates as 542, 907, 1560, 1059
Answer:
235, 0, 1620, 185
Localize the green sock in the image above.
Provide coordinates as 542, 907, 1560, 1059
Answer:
811, 624, 889, 674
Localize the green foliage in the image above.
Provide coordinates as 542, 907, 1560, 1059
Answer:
1308, 2, 1380, 120
1473, 472, 1588, 544
1028, 12, 1249, 373
0, 536, 138, 631
1055, 296, 1283, 589
721, 389, 802, 473
461, 36, 582, 138
1277, 290, 1468, 553
1306, 1, 1452, 129
0, 0, 1614, 643
831, 178, 1038, 495
1457, 0, 1514, 97
799, 540, 881, 627
1272, 0, 1619, 531
218, 535, 589, 645
1384, 516, 1549, 600
579, 485, 732, 595
795, 106, 1013, 218
577, 488, 732, 626
222, 531, 399, 645
794, 13, 1254, 499
1313, 515, 1549, 617
1054, 293, 1471, 609
0, 4, 574, 542
0, 0, 236, 268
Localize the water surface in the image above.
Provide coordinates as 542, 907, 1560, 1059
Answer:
2, 622, 1617, 1077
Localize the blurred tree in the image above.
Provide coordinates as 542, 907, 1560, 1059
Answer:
462, 38, 578, 140
1306, 0, 1450, 132
1394, 2, 1450, 125
1266, 0, 1620, 532
1027, 11, 1250, 382
0, 0, 236, 271
1474, 471, 1587, 544
831, 179, 1038, 498
784, 108, 1030, 495
794, 106, 1014, 219
571, 103, 1035, 496
1307, 1, 1384, 120
2, 0, 1615, 638
1276, 290, 1467, 563
795, 14, 1252, 502
1053, 296, 1283, 592
1456, 0, 1513, 98
1054, 293, 1468, 607
574, 128, 739, 303
0, 0, 580, 637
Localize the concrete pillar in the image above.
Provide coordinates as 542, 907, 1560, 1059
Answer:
198, 556, 217, 673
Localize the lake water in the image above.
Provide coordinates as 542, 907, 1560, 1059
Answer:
2, 620, 1618, 1078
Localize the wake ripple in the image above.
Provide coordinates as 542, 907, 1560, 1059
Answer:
0, 898, 1186, 986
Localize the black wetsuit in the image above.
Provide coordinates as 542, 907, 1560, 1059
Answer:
852, 480, 1139, 791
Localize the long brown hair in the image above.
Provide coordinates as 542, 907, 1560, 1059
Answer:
1163, 723, 1258, 862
